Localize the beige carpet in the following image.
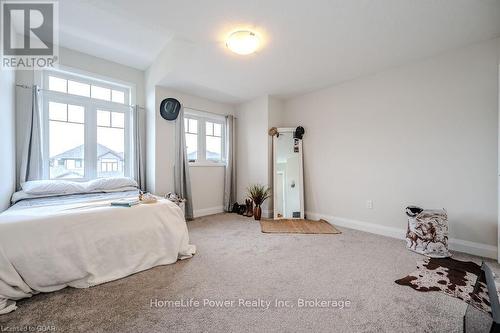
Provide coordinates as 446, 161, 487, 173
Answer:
0, 213, 497, 333
260, 218, 341, 234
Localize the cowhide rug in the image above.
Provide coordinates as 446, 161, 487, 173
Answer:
395, 258, 491, 314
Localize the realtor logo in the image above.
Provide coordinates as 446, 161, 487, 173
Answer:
1, 0, 58, 70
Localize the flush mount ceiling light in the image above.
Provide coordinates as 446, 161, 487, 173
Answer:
226, 30, 260, 55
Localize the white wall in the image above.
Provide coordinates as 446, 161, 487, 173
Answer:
0, 70, 16, 211
267, 97, 284, 213
268, 97, 284, 128
282, 38, 500, 257
57, 47, 145, 106
152, 87, 235, 216
190, 167, 225, 216
235, 96, 284, 215
236, 97, 270, 213
143, 39, 195, 196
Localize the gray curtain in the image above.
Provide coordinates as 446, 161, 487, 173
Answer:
174, 107, 194, 220
19, 86, 43, 185
132, 105, 146, 191
223, 115, 236, 212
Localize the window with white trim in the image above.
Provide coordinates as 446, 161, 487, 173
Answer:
184, 111, 225, 165
42, 70, 133, 180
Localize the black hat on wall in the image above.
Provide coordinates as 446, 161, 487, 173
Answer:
294, 126, 305, 140
159, 98, 181, 121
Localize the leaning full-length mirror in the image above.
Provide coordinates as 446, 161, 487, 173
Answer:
273, 128, 304, 219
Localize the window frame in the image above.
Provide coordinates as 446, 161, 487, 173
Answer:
41, 70, 132, 180
184, 110, 226, 167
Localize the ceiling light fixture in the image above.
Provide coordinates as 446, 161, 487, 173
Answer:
226, 30, 260, 55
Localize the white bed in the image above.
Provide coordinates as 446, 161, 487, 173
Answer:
0, 189, 196, 314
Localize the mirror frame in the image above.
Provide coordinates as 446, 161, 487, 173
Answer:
272, 127, 305, 219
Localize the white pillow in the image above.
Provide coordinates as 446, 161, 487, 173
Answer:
21, 180, 86, 195
86, 177, 138, 192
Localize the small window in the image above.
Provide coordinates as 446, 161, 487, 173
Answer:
112, 90, 125, 104
185, 118, 198, 162
100, 159, 119, 172
205, 121, 223, 162
206, 122, 213, 135
91, 85, 111, 101
67, 80, 90, 97
111, 112, 125, 128
48, 101, 67, 121
97, 110, 111, 127
67, 105, 85, 123
48, 76, 67, 93
214, 123, 222, 137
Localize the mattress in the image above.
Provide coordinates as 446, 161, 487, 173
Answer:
0, 190, 196, 314
10, 190, 140, 209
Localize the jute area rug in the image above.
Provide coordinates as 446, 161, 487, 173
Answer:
260, 219, 341, 234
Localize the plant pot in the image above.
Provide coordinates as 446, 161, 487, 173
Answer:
253, 205, 262, 220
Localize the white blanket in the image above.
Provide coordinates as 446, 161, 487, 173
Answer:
0, 196, 196, 314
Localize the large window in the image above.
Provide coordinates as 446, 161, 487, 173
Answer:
42, 70, 132, 180
184, 111, 225, 165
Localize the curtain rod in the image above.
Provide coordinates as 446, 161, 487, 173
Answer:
183, 106, 225, 117
15, 84, 145, 110
16, 84, 231, 115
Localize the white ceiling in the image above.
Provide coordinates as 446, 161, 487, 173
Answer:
59, 0, 500, 103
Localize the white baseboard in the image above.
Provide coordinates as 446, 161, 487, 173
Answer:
306, 211, 497, 260
194, 206, 224, 218
448, 238, 497, 260
263, 209, 273, 218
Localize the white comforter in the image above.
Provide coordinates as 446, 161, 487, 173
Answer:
0, 195, 196, 314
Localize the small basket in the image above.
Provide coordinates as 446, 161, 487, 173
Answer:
405, 206, 450, 258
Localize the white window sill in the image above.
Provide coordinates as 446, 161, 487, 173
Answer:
189, 162, 226, 167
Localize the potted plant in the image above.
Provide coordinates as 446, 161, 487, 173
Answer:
247, 184, 271, 221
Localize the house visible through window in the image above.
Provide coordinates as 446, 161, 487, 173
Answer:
205, 121, 222, 162
184, 118, 198, 163
97, 110, 125, 178
48, 101, 85, 178
184, 111, 225, 165
43, 70, 132, 179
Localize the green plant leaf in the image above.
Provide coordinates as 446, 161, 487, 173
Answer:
247, 184, 272, 206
